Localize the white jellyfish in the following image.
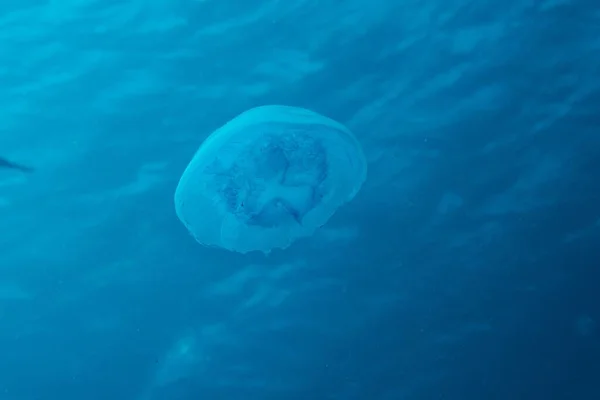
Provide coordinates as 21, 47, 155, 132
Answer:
174, 105, 367, 254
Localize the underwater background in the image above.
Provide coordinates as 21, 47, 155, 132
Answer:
1, 0, 599, 399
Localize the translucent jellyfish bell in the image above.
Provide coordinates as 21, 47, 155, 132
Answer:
174, 105, 367, 254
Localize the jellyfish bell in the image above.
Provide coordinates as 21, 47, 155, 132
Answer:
174, 105, 367, 254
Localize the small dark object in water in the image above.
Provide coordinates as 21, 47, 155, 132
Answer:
0, 157, 33, 172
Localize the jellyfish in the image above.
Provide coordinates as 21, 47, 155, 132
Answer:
174, 105, 367, 254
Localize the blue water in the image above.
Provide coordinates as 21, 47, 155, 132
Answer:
1, 1, 599, 399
